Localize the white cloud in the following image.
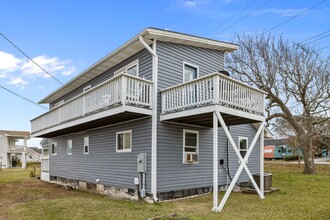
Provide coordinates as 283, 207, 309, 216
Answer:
0, 50, 77, 87
253, 8, 308, 17
179, 0, 209, 8
21, 55, 75, 78
0, 51, 21, 71
9, 77, 28, 89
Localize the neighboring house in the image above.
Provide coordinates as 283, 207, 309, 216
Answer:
0, 130, 41, 168
31, 28, 266, 210
264, 139, 303, 159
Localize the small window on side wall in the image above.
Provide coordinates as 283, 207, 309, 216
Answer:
238, 137, 248, 163
51, 142, 57, 155
114, 60, 139, 76
84, 136, 89, 155
116, 130, 132, 152
67, 140, 72, 155
183, 62, 199, 82
183, 129, 199, 164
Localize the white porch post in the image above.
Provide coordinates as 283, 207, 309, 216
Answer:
212, 112, 218, 212
260, 124, 265, 196
21, 152, 26, 169
139, 36, 159, 201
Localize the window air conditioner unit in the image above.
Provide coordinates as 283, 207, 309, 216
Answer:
186, 153, 198, 163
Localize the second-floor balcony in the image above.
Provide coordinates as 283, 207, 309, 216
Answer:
160, 72, 265, 127
31, 74, 153, 137
7, 145, 24, 152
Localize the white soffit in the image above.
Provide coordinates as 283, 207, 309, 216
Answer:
39, 28, 238, 104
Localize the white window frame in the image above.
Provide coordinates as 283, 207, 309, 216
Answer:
182, 61, 199, 82
67, 140, 73, 155
51, 142, 57, 156
116, 130, 132, 153
238, 136, 248, 163
114, 60, 139, 76
83, 136, 89, 155
83, 85, 92, 93
183, 129, 199, 164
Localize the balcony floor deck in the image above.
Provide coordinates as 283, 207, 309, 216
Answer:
160, 104, 264, 128
32, 105, 152, 138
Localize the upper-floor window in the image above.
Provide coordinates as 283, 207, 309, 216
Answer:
183, 129, 199, 164
84, 136, 89, 155
115, 60, 139, 77
83, 85, 92, 93
238, 137, 248, 163
51, 142, 57, 155
67, 140, 72, 155
183, 62, 199, 82
116, 130, 132, 152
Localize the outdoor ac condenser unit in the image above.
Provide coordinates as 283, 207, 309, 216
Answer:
253, 173, 272, 190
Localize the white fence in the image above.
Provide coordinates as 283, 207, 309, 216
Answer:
31, 74, 153, 133
161, 73, 264, 115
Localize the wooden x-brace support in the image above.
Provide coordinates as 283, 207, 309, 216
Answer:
213, 111, 265, 212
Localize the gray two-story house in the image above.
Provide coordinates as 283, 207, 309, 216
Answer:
31, 28, 266, 212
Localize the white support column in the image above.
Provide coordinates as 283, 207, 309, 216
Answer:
212, 112, 218, 212
260, 124, 265, 196
21, 152, 26, 169
139, 36, 159, 201
151, 40, 158, 201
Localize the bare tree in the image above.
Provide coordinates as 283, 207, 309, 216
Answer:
226, 34, 330, 174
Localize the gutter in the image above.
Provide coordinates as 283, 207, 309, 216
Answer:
139, 36, 159, 202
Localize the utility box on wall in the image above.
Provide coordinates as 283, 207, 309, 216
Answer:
137, 153, 147, 173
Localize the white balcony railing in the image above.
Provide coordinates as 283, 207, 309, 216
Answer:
161, 73, 265, 115
7, 145, 24, 151
31, 74, 153, 133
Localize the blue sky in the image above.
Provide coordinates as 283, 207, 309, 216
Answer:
1, 0, 329, 146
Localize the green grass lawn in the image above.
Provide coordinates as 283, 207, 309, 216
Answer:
0, 163, 329, 220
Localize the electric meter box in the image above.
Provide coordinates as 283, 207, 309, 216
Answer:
137, 153, 147, 173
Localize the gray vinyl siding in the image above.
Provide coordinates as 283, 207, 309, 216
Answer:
157, 41, 225, 90
156, 42, 259, 192
49, 117, 152, 192
50, 48, 152, 109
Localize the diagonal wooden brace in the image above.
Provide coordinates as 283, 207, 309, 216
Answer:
215, 111, 265, 212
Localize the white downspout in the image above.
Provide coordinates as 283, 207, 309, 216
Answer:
139, 36, 158, 201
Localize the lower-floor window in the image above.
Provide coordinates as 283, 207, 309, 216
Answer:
51, 142, 57, 155
67, 140, 72, 155
116, 130, 132, 152
183, 129, 199, 164
84, 136, 89, 154
238, 137, 248, 163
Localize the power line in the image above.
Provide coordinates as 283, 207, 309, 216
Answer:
260, 0, 327, 36
0, 32, 64, 85
207, 0, 258, 37
320, 45, 330, 50
216, 0, 272, 36
0, 85, 48, 110
302, 33, 330, 45
301, 30, 330, 44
